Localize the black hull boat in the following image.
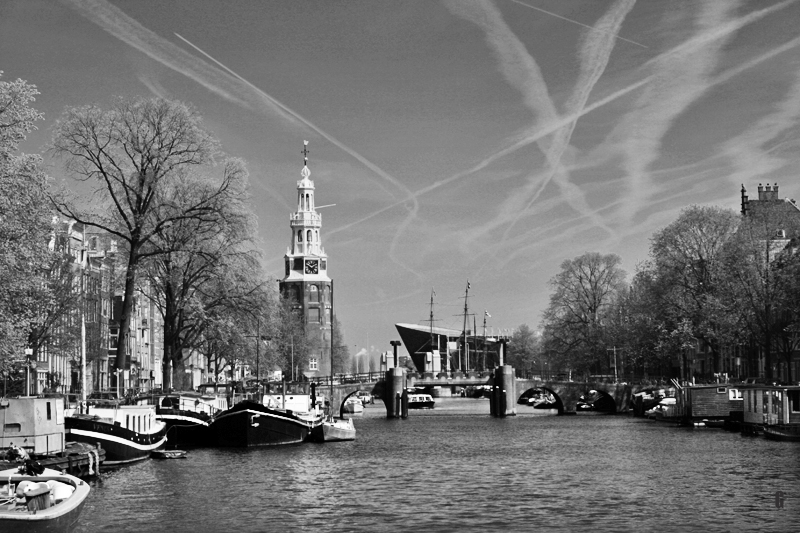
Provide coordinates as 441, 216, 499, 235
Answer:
0, 466, 90, 533
763, 425, 800, 442
137, 392, 228, 448
65, 406, 167, 466
155, 408, 212, 448
210, 400, 321, 447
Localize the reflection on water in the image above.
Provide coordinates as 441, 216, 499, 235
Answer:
75, 398, 799, 533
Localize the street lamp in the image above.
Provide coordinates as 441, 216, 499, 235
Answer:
607, 346, 618, 383
24, 348, 33, 396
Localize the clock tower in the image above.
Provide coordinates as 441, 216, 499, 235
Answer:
279, 141, 332, 376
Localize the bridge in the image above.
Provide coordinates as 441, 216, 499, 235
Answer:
313, 372, 653, 416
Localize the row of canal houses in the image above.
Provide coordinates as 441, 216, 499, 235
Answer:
26, 220, 218, 397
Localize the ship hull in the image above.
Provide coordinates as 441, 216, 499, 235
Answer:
210, 400, 317, 447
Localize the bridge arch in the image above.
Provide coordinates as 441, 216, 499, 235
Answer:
518, 386, 565, 415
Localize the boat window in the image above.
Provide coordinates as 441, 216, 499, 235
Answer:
3, 423, 21, 433
46, 401, 52, 420
790, 391, 800, 412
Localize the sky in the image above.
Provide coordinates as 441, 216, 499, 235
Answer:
3, 0, 800, 365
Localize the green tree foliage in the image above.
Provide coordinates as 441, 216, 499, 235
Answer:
0, 74, 53, 364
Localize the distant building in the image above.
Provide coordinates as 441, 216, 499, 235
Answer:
279, 142, 333, 379
736, 182, 800, 383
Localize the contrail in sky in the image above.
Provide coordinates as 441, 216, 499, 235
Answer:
328, 75, 653, 237
508, 0, 647, 48
174, 32, 415, 202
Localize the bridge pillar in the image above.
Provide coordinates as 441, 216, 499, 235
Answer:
491, 365, 516, 417
384, 367, 407, 419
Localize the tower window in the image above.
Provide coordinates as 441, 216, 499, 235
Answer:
297, 230, 302, 242
307, 229, 312, 242
309, 285, 319, 303
308, 308, 320, 323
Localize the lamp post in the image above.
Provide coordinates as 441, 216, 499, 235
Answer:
607, 346, 618, 383
24, 347, 33, 396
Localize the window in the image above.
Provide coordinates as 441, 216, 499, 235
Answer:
309, 358, 318, 371
46, 402, 51, 420
297, 230, 302, 242
293, 258, 303, 271
308, 308, 320, 323
790, 390, 800, 412
309, 285, 319, 303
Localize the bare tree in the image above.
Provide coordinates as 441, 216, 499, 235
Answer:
540, 252, 627, 377
50, 97, 241, 373
647, 205, 741, 375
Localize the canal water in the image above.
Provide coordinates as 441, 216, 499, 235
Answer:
75, 398, 798, 532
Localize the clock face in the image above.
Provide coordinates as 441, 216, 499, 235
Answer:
305, 260, 319, 274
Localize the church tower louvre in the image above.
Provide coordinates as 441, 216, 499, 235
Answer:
279, 141, 332, 377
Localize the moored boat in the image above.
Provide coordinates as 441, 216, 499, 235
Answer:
0, 466, 90, 533
65, 405, 167, 466
1, 397, 105, 478
137, 391, 228, 448
309, 417, 356, 443
342, 397, 364, 415
763, 425, 800, 442
151, 449, 188, 459
408, 393, 435, 409
210, 399, 322, 447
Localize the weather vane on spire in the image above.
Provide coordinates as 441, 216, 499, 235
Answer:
302, 140, 310, 167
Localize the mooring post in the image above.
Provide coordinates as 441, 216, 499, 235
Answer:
401, 387, 409, 419
385, 341, 407, 419
491, 340, 516, 417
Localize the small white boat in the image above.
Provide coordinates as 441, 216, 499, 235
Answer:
0, 466, 90, 533
342, 397, 364, 415
314, 417, 356, 442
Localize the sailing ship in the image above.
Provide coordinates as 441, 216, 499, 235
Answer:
395, 283, 508, 373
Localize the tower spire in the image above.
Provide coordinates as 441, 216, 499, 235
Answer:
302, 140, 310, 167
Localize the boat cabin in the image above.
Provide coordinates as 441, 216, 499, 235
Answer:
676, 384, 743, 420
0, 397, 66, 455
742, 384, 800, 431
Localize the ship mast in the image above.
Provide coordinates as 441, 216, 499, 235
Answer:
482, 311, 488, 371
461, 281, 470, 371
